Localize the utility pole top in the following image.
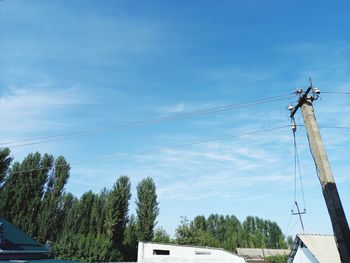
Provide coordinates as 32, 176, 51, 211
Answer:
290, 78, 320, 119
290, 86, 311, 118
288, 80, 350, 262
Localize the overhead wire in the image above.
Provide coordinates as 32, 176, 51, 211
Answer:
297, 124, 350, 130
318, 125, 350, 130
288, 108, 307, 235
293, 131, 306, 210
4, 125, 290, 176
1, 93, 292, 148
284, 212, 293, 239
321, 91, 350, 95
289, 217, 301, 235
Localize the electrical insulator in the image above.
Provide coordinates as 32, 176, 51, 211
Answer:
288, 105, 294, 111
313, 87, 321, 94
292, 123, 297, 132
295, 88, 303, 94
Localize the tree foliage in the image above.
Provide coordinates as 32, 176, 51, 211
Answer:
175, 214, 287, 251
105, 176, 131, 251
266, 254, 289, 262
0, 149, 289, 262
123, 214, 138, 262
0, 151, 68, 240
0, 148, 13, 188
153, 227, 171, 243
0, 150, 163, 261
136, 177, 159, 241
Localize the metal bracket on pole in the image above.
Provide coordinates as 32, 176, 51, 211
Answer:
290, 86, 312, 119
292, 201, 306, 233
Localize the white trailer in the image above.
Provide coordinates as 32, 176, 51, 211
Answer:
137, 242, 246, 263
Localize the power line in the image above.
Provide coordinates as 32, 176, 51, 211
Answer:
2, 93, 291, 149
321, 91, 350, 95
5, 125, 289, 175
293, 132, 306, 210
297, 125, 350, 130
284, 212, 293, 238
319, 125, 350, 130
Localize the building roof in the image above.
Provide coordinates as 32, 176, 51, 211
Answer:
295, 234, 340, 263
0, 217, 49, 253
236, 248, 290, 260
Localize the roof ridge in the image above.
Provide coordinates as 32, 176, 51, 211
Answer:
298, 233, 335, 237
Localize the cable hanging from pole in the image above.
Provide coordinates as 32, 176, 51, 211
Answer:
289, 119, 307, 233
293, 130, 306, 211
288, 87, 309, 234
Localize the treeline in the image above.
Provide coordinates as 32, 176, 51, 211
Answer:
0, 148, 289, 262
174, 215, 288, 250
0, 148, 158, 262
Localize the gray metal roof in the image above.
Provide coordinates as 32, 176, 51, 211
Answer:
236, 248, 290, 259
298, 234, 340, 263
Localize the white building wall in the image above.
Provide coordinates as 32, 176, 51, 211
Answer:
138, 242, 246, 263
293, 246, 318, 263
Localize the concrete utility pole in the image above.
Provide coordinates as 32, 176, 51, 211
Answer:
290, 84, 350, 262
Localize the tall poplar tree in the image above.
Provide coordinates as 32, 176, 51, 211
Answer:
135, 177, 159, 241
0, 148, 13, 214
37, 156, 70, 243
0, 152, 54, 237
123, 214, 138, 261
0, 152, 70, 242
0, 148, 12, 189
105, 176, 131, 254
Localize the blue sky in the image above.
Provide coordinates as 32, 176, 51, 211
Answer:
1, 0, 349, 238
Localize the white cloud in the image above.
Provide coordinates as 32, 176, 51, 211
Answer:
0, 84, 87, 141
157, 103, 186, 114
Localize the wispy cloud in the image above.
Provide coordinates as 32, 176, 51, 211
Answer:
0, 84, 88, 139
157, 103, 186, 114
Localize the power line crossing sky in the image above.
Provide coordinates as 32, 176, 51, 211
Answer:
0, 0, 349, 237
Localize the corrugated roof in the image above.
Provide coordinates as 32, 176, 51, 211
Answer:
298, 234, 340, 263
236, 248, 290, 259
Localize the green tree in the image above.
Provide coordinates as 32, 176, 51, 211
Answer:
175, 214, 286, 251
37, 156, 70, 243
287, 235, 294, 249
241, 216, 287, 249
105, 176, 131, 252
175, 216, 219, 247
78, 191, 97, 235
0, 148, 12, 188
193, 215, 207, 232
136, 177, 159, 241
0, 153, 54, 238
123, 214, 138, 261
266, 254, 288, 262
153, 227, 171, 243
61, 193, 79, 236
53, 233, 121, 262
222, 215, 242, 250
175, 216, 195, 245
90, 188, 109, 236
0, 148, 13, 215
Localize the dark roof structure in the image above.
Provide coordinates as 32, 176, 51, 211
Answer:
0, 217, 50, 260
